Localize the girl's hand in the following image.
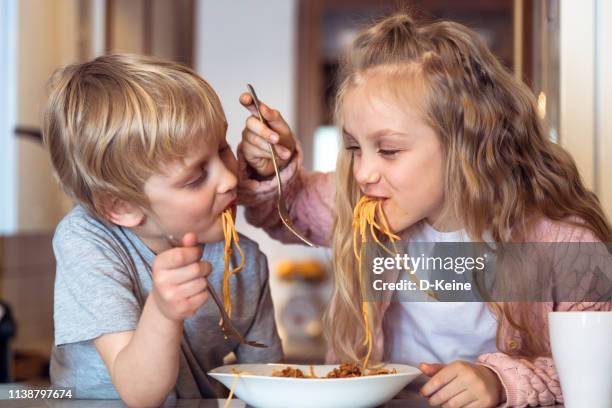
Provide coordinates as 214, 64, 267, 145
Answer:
419, 362, 505, 408
239, 92, 296, 177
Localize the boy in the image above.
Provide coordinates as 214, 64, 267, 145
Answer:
43, 54, 282, 406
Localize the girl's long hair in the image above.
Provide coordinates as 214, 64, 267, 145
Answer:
324, 13, 612, 363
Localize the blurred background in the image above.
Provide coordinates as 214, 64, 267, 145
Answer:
0, 0, 611, 385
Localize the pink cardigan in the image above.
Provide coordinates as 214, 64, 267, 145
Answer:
237, 147, 611, 407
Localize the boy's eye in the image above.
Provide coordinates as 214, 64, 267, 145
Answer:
185, 168, 208, 189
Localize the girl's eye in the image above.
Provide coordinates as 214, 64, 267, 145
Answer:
345, 146, 361, 152
378, 149, 400, 157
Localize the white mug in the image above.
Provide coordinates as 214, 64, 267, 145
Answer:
548, 311, 612, 408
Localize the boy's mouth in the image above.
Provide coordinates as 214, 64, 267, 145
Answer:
222, 198, 237, 214
226, 199, 237, 210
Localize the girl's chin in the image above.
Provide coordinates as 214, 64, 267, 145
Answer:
382, 201, 419, 233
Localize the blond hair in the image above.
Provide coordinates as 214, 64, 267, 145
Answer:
325, 13, 612, 364
43, 53, 226, 220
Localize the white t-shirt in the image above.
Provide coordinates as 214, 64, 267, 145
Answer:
383, 221, 498, 365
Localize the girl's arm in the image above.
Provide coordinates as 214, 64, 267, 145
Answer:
478, 220, 611, 407
478, 301, 611, 408
237, 93, 336, 247
238, 143, 335, 246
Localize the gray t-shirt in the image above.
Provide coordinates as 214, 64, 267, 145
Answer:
50, 206, 282, 399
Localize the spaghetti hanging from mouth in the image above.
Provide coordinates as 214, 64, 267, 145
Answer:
352, 196, 400, 372
221, 208, 245, 319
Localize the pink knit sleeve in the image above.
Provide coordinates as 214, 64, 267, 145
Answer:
478, 354, 560, 407
237, 142, 336, 247
478, 219, 611, 407
478, 300, 611, 407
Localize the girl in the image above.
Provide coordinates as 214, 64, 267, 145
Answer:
238, 13, 611, 408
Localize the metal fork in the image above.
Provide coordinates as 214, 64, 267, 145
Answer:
166, 235, 267, 348
206, 279, 268, 348
246, 84, 316, 247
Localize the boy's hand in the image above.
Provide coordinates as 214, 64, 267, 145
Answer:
419, 361, 505, 407
239, 92, 296, 177
151, 233, 211, 321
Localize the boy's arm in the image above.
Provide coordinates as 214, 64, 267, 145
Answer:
93, 235, 210, 406
53, 218, 210, 406
94, 296, 183, 407
238, 143, 336, 247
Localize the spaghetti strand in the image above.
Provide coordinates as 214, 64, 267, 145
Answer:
221, 208, 245, 320
352, 196, 399, 372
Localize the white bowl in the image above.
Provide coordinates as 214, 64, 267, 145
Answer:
208, 363, 421, 408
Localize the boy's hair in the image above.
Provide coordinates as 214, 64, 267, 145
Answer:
43, 53, 226, 220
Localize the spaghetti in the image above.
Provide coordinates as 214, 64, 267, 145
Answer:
352, 196, 400, 372
221, 363, 396, 405
221, 208, 245, 319
325, 363, 397, 378
269, 363, 398, 378
224, 371, 243, 408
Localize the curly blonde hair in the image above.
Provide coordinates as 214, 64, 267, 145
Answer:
325, 13, 611, 364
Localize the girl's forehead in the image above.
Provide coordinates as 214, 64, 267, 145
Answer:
351, 65, 427, 101
340, 80, 438, 144
342, 83, 425, 127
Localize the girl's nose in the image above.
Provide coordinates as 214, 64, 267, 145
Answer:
354, 160, 381, 187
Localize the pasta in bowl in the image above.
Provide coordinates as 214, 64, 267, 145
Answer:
208, 363, 421, 408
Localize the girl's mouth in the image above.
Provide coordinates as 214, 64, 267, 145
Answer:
365, 194, 390, 201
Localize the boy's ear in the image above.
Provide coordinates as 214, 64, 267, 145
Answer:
100, 196, 145, 228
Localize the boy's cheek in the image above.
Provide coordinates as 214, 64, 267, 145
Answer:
196, 218, 225, 243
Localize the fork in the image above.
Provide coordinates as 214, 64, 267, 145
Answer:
206, 278, 268, 348
166, 234, 267, 348
246, 84, 317, 247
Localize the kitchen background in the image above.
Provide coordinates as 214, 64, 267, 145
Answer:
0, 0, 611, 385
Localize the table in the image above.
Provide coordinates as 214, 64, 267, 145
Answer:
0, 377, 566, 407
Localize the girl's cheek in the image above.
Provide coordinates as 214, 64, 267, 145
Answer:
352, 157, 361, 178
387, 163, 409, 189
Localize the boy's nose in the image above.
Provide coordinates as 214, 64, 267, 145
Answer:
217, 163, 238, 194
